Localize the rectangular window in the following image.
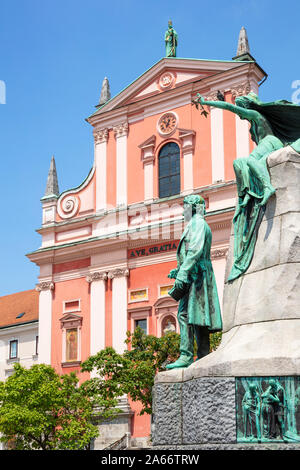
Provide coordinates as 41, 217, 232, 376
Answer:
63, 299, 80, 313
66, 328, 78, 362
159, 285, 173, 297
129, 289, 148, 303
35, 336, 39, 356
9, 340, 18, 359
135, 319, 147, 334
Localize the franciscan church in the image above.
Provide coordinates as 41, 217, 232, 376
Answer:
0, 24, 267, 448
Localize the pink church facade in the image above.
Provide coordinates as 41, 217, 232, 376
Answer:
27, 52, 266, 444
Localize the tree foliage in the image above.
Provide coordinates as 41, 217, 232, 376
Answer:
81, 328, 181, 416
0, 363, 100, 450
82, 328, 222, 417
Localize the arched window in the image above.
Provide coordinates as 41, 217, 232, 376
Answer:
158, 142, 180, 198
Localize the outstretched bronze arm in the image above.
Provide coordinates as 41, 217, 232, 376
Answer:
193, 93, 259, 122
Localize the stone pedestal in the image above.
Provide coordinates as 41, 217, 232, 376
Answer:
152, 147, 300, 449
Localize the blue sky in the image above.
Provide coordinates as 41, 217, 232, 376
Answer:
0, 0, 299, 296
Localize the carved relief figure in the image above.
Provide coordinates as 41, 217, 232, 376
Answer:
242, 383, 261, 441
261, 379, 286, 440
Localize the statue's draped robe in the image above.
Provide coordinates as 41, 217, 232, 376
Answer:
165, 28, 177, 57
242, 391, 260, 439
228, 98, 300, 281
175, 214, 222, 331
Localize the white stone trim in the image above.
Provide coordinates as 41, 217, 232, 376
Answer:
62, 299, 81, 314
144, 162, 154, 202
235, 114, 250, 158
37, 288, 53, 365
128, 307, 152, 335
128, 287, 149, 304
210, 107, 225, 183
94, 133, 108, 211
90, 276, 106, 374
144, 94, 190, 120
179, 128, 195, 193
158, 312, 178, 337
139, 136, 156, 202
112, 274, 128, 354
114, 123, 128, 207
57, 167, 95, 219
158, 283, 174, 298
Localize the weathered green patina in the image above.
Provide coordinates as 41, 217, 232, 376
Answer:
165, 20, 177, 57
236, 377, 300, 443
166, 195, 222, 370
193, 93, 300, 281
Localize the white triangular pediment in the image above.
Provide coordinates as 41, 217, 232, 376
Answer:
88, 57, 247, 121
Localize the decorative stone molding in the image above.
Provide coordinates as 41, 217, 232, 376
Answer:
157, 71, 176, 91
93, 128, 109, 144
113, 122, 129, 139
57, 195, 80, 219
154, 297, 178, 316
211, 247, 229, 260
35, 281, 55, 292
139, 135, 156, 166
86, 271, 108, 283
231, 81, 252, 98
59, 312, 82, 329
205, 91, 221, 102
107, 268, 130, 279
178, 128, 196, 156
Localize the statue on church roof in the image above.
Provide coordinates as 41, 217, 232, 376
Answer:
165, 20, 178, 57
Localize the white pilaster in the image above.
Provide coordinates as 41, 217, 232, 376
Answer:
139, 135, 156, 202
94, 128, 108, 211
87, 272, 107, 367
210, 107, 225, 183
235, 115, 250, 158
109, 268, 129, 354
179, 129, 195, 194
36, 282, 54, 365
114, 123, 128, 207
231, 81, 253, 158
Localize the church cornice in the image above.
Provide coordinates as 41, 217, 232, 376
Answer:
87, 59, 266, 129
27, 205, 235, 267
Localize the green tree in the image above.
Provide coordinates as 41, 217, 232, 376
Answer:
81, 328, 181, 416
81, 328, 222, 417
0, 363, 113, 450
210, 331, 222, 352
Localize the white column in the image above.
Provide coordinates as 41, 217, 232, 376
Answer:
179, 129, 195, 194
210, 107, 225, 183
139, 135, 156, 202
144, 162, 154, 201
109, 268, 129, 354
94, 128, 108, 211
36, 282, 54, 365
87, 272, 107, 359
235, 115, 250, 158
114, 122, 128, 207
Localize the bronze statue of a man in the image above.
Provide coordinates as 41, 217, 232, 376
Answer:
165, 20, 178, 57
166, 195, 222, 369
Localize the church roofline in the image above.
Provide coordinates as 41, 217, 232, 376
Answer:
87, 56, 266, 121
